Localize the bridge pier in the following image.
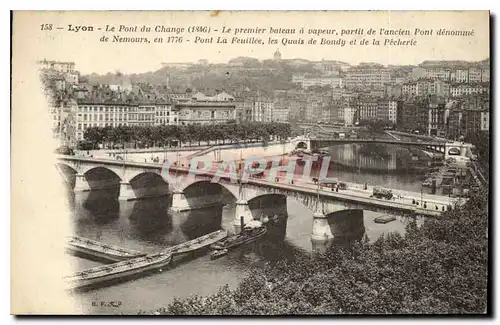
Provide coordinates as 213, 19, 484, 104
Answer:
118, 200, 136, 220
74, 174, 90, 192
169, 189, 190, 212
233, 199, 254, 234
118, 182, 137, 201
310, 211, 334, 254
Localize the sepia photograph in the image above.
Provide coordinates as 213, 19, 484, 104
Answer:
10, 10, 491, 315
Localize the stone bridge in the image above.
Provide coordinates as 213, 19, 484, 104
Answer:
57, 155, 446, 216
291, 136, 474, 160
57, 155, 456, 251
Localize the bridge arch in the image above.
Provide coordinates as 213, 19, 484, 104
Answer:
296, 141, 308, 150
243, 191, 365, 243
244, 191, 345, 218
83, 166, 122, 191
247, 193, 287, 218
129, 171, 169, 189
56, 163, 78, 188
127, 171, 170, 199
182, 179, 238, 201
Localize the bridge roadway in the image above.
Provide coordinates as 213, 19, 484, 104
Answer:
308, 137, 447, 148
56, 155, 459, 217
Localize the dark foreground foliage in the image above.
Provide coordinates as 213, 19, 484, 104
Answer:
146, 190, 488, 315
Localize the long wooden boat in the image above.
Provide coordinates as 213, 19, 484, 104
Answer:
65, 230, 228, 290
164, 229, 228, 255
65, 252, 173, 290
65, 236, 146, 262
210, 227, 267, 250
65, 230, 227, 290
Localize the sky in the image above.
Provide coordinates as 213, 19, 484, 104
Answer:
13, 11, 490, 75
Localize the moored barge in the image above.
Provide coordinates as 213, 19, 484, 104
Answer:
66, 236, 146, 263
65, 230, 228, 290
65, 252, 173, 290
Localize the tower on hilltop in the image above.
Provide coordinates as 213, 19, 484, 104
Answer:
274, 49, 282, 61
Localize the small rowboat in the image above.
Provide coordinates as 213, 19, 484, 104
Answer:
210, 249, 228, 260
374, 215, 397, 224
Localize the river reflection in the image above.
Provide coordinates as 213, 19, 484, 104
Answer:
126, 199, 173, 244
327, 143, 433, 172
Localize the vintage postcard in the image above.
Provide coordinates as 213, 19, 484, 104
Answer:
11, 11, 490, 315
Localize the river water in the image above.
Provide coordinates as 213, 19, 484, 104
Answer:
67, 144, 426, 314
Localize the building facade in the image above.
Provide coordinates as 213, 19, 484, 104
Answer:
37, 59, 76, 74
75, 102, 137, 140
154, 102, 178, 126
176, 101, 236, 125
356, 98, 378, 121
343, 105, 356, 126
450, 84, 489, 97
427, 98, 447, 136
344, 67, 390, 89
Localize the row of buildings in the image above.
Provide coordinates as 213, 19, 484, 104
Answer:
326, 94, 490, 139
40, 62, 291, 145
70, 89, 489, 143
40, 57, 489, 148
401, 79, 489, 98
414, 64, 490, 83
293, 66, 489, 92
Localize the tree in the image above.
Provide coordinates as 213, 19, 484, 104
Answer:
150, 125, 163, 147
83, 126, 104, 148
137, 126, 152, 147
467, 131, 489, 163
152, 189, 488, 315
358, 119, 392, 138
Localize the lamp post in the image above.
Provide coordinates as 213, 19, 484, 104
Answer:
238, 149, 244, 198
315, 177, 322, 214
420, 183, 423, 207
121, 141, 126, 179
164, 138, 168, 164
175, 144, 180, 189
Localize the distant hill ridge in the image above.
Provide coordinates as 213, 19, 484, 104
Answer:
419, 58, 490, 68
82, 57, 490, 87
